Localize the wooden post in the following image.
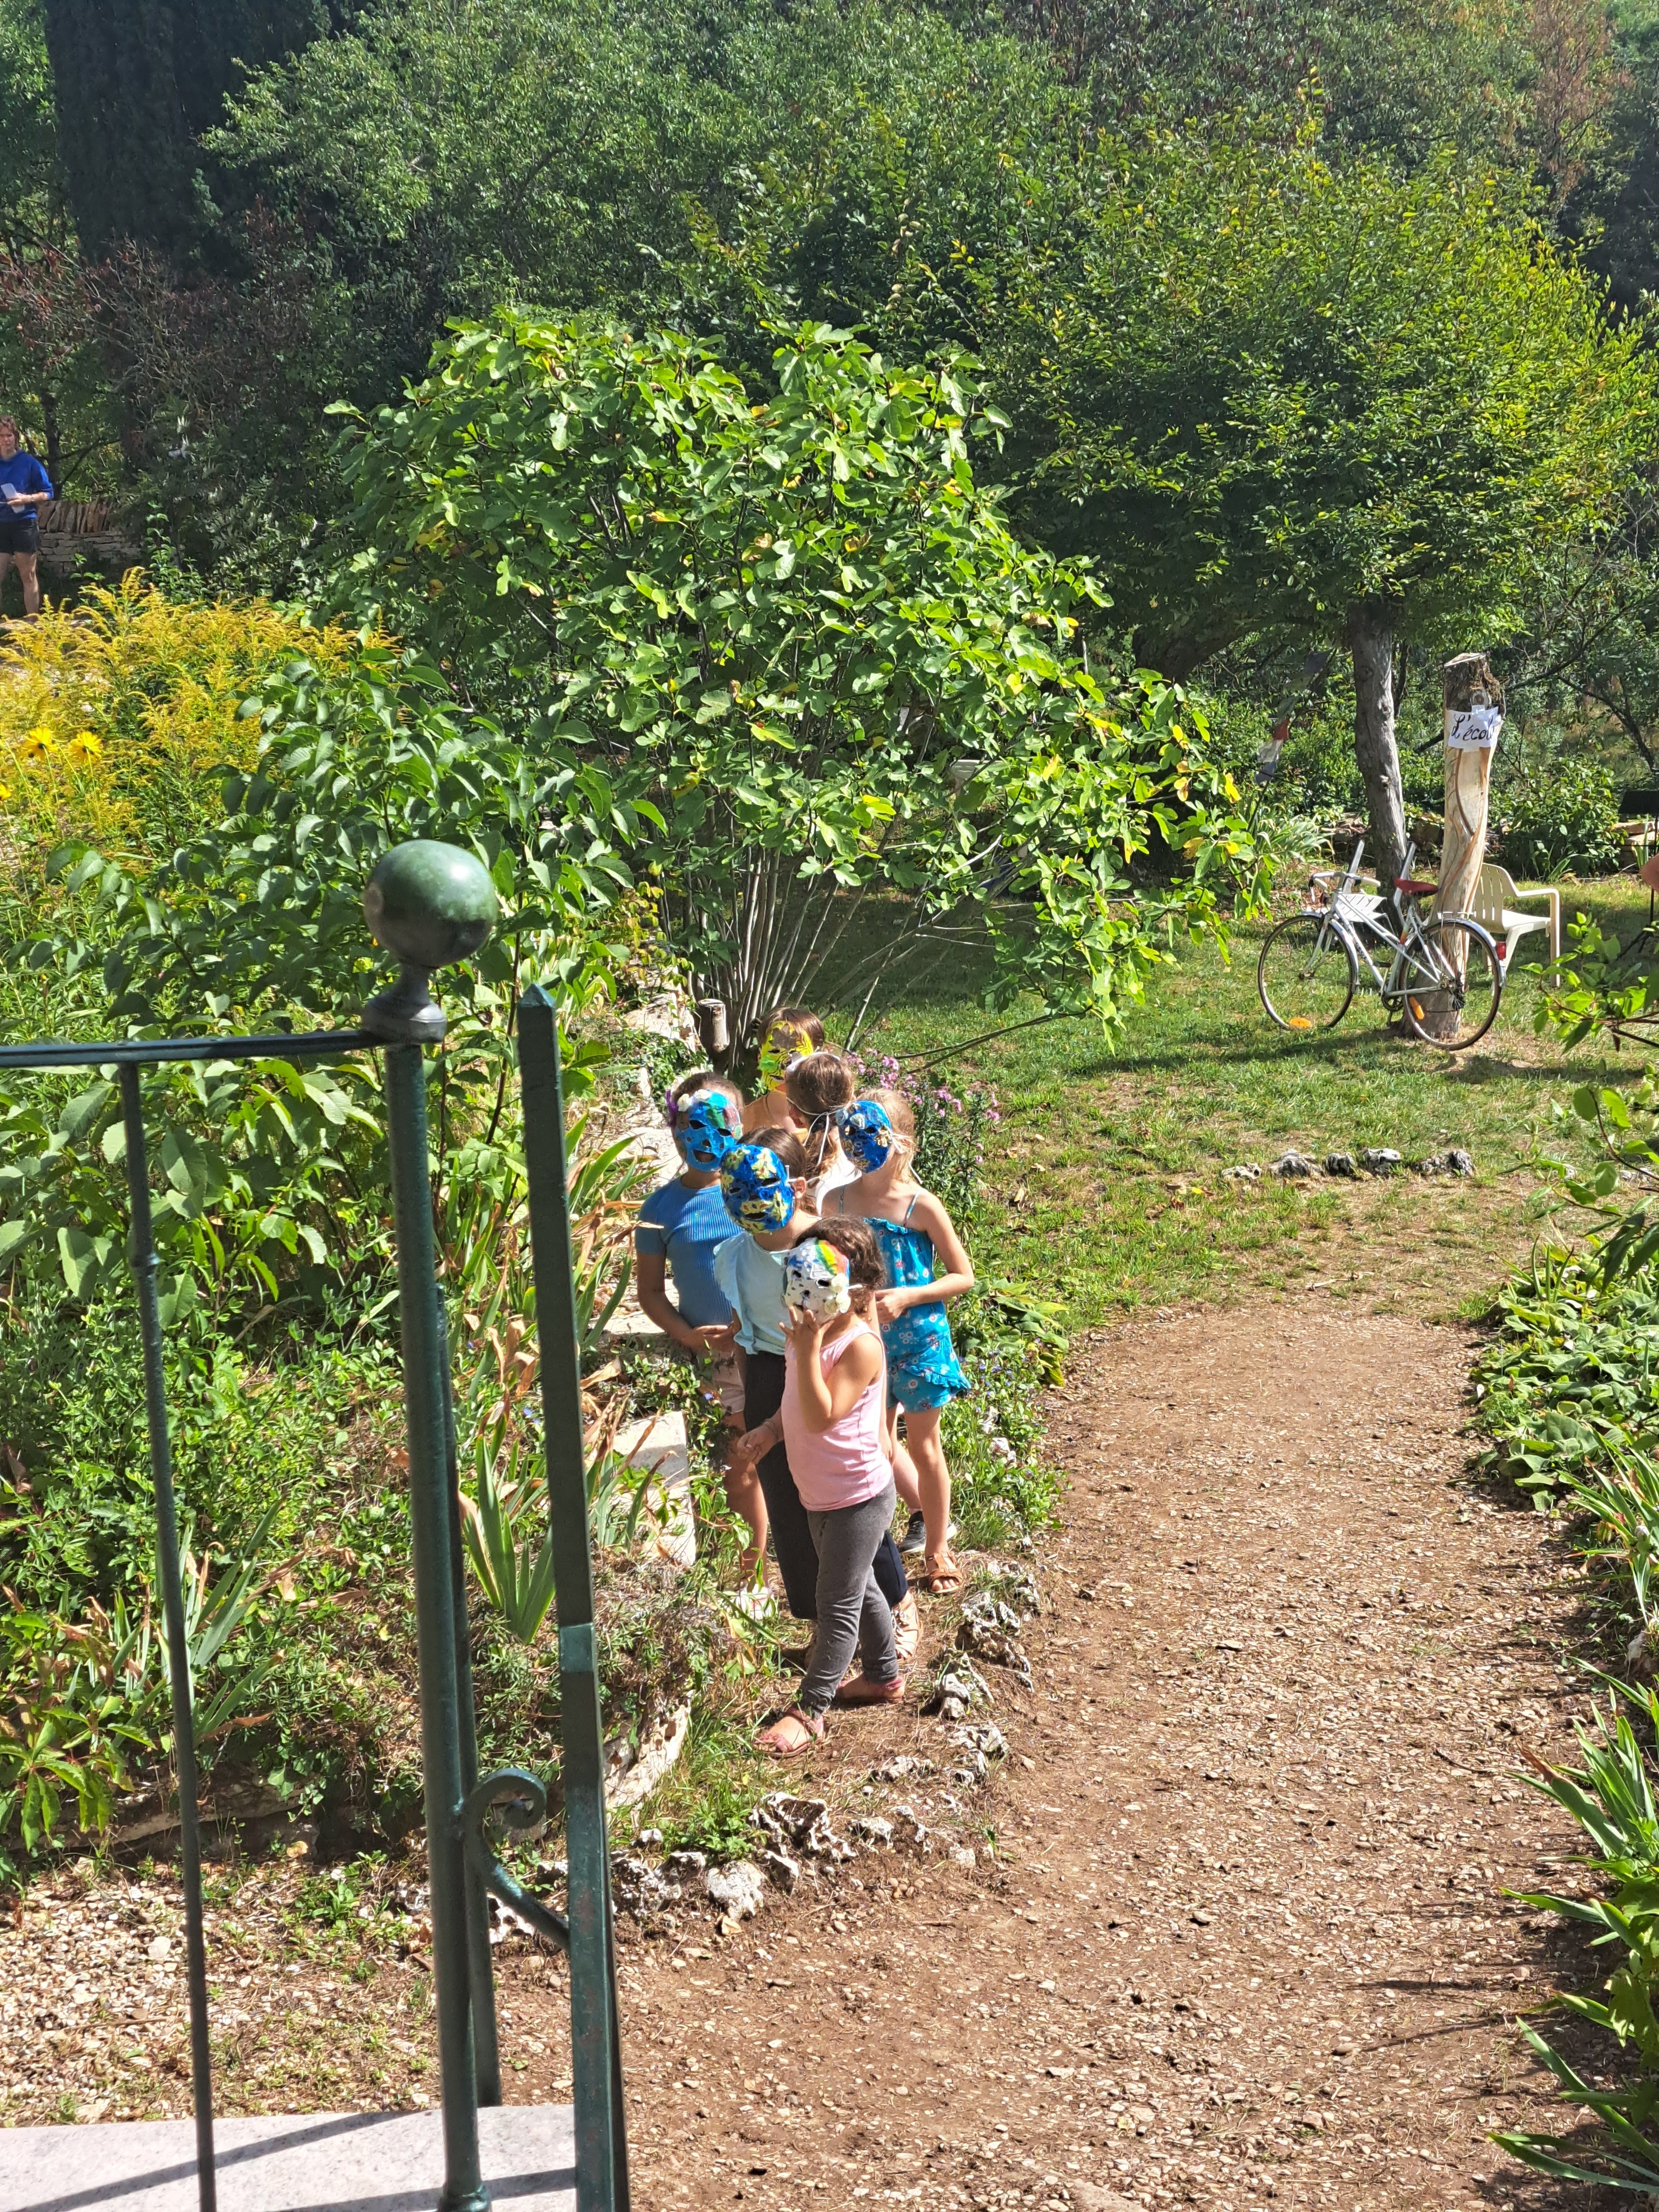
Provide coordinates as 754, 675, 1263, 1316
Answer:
1437, 653, 1502, 922
1412, 653, 1501, 1041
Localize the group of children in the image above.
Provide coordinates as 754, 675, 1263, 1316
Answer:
633, 1009, 974, 1760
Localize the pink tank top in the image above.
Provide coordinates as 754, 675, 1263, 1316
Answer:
781, 1322, 892, 1512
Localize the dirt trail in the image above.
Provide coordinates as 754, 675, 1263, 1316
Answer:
609, 1304, 1603, 2211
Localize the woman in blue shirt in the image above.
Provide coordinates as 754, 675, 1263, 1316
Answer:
0, 418, 52, 619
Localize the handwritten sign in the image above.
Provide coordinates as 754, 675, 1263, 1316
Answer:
1447, 706, 1503, 751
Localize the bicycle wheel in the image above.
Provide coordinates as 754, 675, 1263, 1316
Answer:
1400, 917, 1502, 1050
1257, 913, 1357, 1032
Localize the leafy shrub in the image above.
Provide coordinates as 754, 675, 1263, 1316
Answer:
1473, 1255, 1659, 1503
1500, 758, 1621, 878
942, 1286, 1064, 1547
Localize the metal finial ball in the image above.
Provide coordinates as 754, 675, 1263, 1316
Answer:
364, 841, 498, 971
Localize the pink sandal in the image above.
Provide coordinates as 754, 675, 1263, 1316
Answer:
757, 1705, 824, 1759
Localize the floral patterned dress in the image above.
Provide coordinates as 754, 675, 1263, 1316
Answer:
863, 1196, 970, 1412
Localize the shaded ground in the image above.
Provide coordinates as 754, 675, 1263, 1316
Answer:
2, 1301, 1618, 2210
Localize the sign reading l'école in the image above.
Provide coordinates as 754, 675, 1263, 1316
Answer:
1447, 705, 1503, 751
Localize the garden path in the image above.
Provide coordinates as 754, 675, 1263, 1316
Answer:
610, 1301, 1609, 2211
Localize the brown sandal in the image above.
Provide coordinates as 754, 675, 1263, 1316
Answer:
917, 1550, 962, 1594
757, 1705, 824, 1760
832, 1674, 906, 1708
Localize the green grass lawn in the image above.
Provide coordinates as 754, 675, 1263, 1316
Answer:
834, 877, 1659, 1329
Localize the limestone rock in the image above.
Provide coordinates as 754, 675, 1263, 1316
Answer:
980, 1562, 1041, 1618
606, 1703, 690, 1810
871, 1756, 935, 1783
1270, 1150, 1315, 1178
1324, 1152, 1358, 1178
704, 1860, 765, 1921
759, 1850, 801, 1893
1359, 1147, 1402, 1176
751, 1791, 852, 1862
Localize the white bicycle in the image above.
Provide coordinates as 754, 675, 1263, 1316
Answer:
1257, 838, 1503, 1051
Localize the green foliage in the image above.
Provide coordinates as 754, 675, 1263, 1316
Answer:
1503, 759, 1622, 879
996, 120, 1655, 674
0, 1054, 381, 1321
39, 0, 347, 261
332, 311, 1276, 1046
29, 639, 642, 1030
1474, 1102, 1659, 2180
1475, 1255, 1659, 1503
1537, 916, 1659, 1052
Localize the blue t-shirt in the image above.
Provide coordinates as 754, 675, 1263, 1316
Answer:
0, 452, 52, 513
634, 1177, 736, 1329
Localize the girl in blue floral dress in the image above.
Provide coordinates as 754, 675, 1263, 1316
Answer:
824, 1090, 974, 1593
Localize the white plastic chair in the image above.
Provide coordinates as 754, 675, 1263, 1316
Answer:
1465, 863, 1562, 975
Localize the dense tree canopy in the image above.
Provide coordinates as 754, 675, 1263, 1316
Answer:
327, 313, 1271, 1040
990, 123, 1655, 877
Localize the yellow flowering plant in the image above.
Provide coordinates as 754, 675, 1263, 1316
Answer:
0, 571, 354, 874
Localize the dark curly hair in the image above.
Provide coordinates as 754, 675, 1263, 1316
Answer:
797, 1214, 884, 1301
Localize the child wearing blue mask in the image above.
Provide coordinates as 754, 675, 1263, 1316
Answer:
635, 1069, 764, 1579
719, 1133, 918, 1663
824, 1089, 973, 1594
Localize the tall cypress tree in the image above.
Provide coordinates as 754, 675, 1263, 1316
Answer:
40, 1, 346, 261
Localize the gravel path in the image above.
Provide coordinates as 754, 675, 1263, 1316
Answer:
615, 1304, 1609, 2210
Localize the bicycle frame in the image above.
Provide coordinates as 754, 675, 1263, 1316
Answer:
1305, 838, 1481, 1005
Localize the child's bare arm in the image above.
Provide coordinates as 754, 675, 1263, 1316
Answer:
730, 1415, 781, 1470
877, 1192, 973, 1317
635, 1250, 733, 1352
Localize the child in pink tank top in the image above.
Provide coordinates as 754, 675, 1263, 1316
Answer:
730, 1219, 903, 1758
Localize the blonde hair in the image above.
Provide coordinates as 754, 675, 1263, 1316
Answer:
870, 1087, 919, 1173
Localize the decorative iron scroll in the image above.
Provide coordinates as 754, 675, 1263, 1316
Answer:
460, 1768, 573, 1952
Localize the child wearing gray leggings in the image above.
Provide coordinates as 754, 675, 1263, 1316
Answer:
730, 1217, 902, 1758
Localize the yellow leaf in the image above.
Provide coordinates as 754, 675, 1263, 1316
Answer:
1223, 773, 1240, 802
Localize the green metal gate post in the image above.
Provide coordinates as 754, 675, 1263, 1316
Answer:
0, 842, 621, 2212
120, 1063, 217, 2212
442, 1326, 504, 2107
516, 986, 630, 2212
382, 1038, 487, 2212
364, 843, 501, 2212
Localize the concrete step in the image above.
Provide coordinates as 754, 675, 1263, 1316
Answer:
0, 2101, 575, 2211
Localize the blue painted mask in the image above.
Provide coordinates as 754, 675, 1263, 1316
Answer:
669, 1088, 741, 1171
720, 1144, 795, 1232
838, 1097, 895, 1172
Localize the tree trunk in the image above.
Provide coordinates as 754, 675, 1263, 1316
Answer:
1348, 605, 1406, 891
41, 388, 62, 495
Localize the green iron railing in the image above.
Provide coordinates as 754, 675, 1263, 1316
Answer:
0, 841, 628, 2212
